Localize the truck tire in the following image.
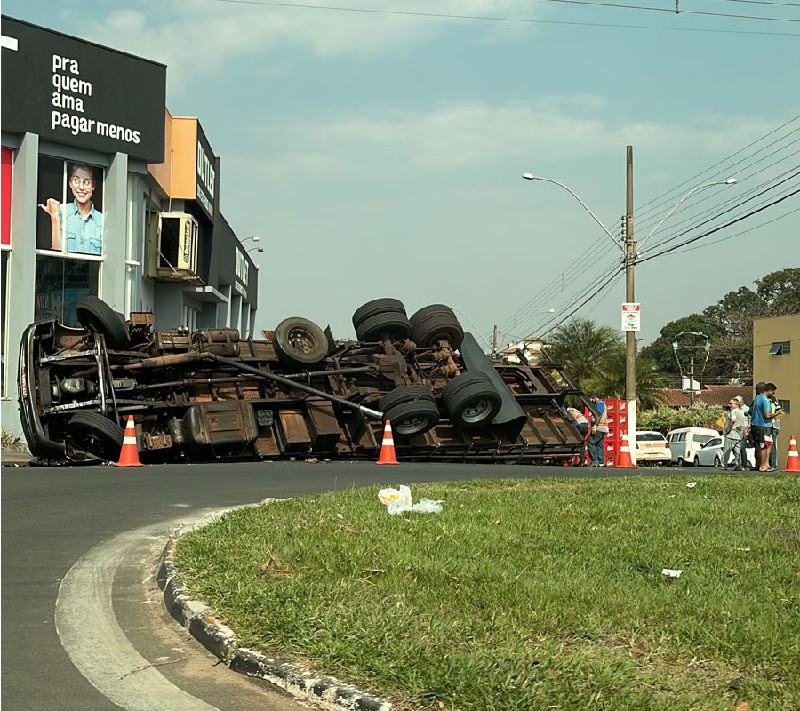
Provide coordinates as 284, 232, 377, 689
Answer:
352, 298, 407, 331
409, 304, 456, 330
355, 312, 412, 342
383, 399, 439, 437
274, 317, 329, 368
442, 372, 501, 428
411, 312, 464, 349
66, 411, 125, 462
379, 384, 436, 414
76, 296, 130, 350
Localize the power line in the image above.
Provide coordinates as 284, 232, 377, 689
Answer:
639, 184, 800, 262
181, 0, 800, 36
500, 116, 799, 341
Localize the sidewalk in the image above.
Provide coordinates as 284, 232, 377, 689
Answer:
1, 449, 33, 466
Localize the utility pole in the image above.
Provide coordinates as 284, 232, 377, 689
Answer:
491, 325, 498, 358
625, 146, 637, 457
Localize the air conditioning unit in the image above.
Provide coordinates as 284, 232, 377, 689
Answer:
144, 212, 200, 281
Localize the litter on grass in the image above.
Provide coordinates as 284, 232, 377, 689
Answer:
378, 485, 443, 515
661, 568, 683, 579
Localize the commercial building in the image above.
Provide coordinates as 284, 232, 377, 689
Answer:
753, 313, 798, 471
1, 16, 259, 438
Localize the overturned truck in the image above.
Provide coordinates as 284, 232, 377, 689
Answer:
18, 297, 588, 465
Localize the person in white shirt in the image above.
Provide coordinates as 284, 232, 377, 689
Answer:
723, 398, 747, 471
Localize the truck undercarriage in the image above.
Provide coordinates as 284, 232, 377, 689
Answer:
18, 297, 587, 466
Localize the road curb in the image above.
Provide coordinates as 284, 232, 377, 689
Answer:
156, 518, 393, 711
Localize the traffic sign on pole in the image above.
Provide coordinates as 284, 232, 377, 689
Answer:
621, 302, 640, 332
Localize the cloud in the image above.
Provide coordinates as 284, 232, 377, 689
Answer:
225, 98, 783, 186
81, 0, 537, 89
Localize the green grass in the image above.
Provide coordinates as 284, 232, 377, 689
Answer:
175, 476, 800, 711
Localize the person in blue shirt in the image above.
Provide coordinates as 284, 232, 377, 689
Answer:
750, 381, 779, 472
39, 163, 103, 256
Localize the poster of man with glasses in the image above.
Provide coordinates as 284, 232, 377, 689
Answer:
37, 161, 103, 255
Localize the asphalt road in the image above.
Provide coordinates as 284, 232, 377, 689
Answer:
1, 459, 626, 710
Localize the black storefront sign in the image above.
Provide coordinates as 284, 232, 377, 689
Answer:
195, 124, 216, 220
1, 16, 166, 164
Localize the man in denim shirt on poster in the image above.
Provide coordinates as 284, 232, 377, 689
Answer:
39, 163, 103, 256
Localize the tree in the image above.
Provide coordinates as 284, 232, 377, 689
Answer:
642, 268, 800, 384
639, 314, 721, 382
755, 268, 800, 313
544, 319, 621, 387
582, 344, 667, 408
545, 319, 666, 407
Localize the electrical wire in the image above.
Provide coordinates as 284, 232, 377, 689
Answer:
499, 116, 799, 343
639, 184, 800, 262
181, 0, 800, 36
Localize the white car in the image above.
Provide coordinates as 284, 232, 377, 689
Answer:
693, 436, 724, 467
635, 431, 671, 465
693, 436, 757, 468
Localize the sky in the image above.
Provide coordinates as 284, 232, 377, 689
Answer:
4, 0, 799, 349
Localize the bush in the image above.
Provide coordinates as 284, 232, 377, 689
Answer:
1, 428, 26, 451
638, 403, 725, 434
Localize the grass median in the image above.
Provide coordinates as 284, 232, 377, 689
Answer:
174, 475, 800, 711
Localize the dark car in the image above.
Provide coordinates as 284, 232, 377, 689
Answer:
18, 296, 586, 465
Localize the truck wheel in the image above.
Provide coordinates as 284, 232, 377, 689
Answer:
76, 296, 130, 349
66, 411, 125, 462
274, 317, 329, 368
442, 372, 501, 428
383, 399, 439, 437
355, 312, 412, 342
409, 304, 456, 330
411, 312, 464, 349
352, 299, 407, 331
379, 384, 436, 414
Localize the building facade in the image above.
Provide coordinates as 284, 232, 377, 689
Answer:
753, 313, 798, 471
1, 16, 259, 439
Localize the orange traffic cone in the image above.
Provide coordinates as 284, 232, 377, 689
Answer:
615, 433, 634, 468
115, 416, 143, 467
784, 434, 800, 473
376, 420, 399, 465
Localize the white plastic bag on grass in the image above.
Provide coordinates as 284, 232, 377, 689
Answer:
378, 485, 413, 515
412, 498, 443, 514
378, 486, 443, 515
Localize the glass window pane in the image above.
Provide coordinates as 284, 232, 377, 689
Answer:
35, 256, 100, 326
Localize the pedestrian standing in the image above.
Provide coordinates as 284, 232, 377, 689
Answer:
587, 395, 609, 467
768, 386, 782, 469
735, 396, 751, 470
750, 382, 779, 472
566, 406, 590, 466
722, 398, 746, 470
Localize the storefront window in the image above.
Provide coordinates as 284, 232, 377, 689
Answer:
35, 256, 100, 326
37, 156, 105, 256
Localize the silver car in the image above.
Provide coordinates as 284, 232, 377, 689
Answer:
693, 436, 757, 469
693, 436, 724, 467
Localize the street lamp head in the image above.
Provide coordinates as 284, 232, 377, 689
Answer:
522, 173, 537, 181
723, 178, 737, 185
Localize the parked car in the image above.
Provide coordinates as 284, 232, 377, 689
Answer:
635, 430, 671, 465
666, 427, 720, 467
18, 296, 589, 466
693, 435, 724, 467
692, 435, 758, 469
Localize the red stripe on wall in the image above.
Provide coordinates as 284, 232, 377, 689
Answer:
1, 148, 12, 247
